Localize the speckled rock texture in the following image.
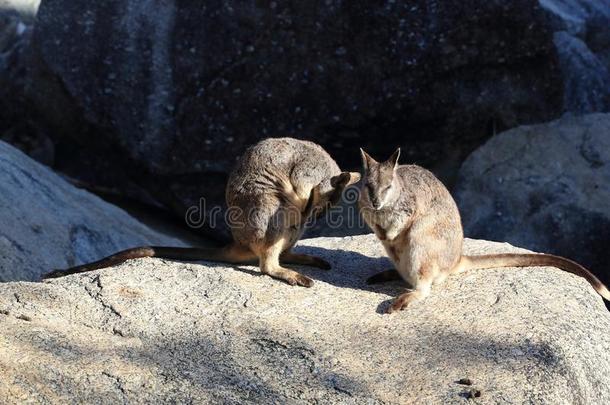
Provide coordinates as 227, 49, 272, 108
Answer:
25, 0, 563, 240
0, 9, 52, 164
540, 0, 610, 113
455, 113, 610, 288
0, 140, 186, 282
1, 234, 609, 404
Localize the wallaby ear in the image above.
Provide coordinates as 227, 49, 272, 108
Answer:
360, 148, 377, 171
386, 148, 401, 168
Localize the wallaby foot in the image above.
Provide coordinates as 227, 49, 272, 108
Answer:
387, 290, 420, 313
265, 267, 314, 287
387, 280, 431, 313
258, 241, 314, 287
280, 252, 331, 270
366, 269, 401, 284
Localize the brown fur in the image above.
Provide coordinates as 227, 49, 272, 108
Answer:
359, 148, 610, 313
44, 138, 360, 287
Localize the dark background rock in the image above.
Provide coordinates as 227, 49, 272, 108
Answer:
540, 0, 610, 113
24, 0, 564, 241
0, 9, 54, 166
454, 113, 610, 290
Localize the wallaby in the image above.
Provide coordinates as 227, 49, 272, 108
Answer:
44, 138, 360, 287
359, 148, 610, 313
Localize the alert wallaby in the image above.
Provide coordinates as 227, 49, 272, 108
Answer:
44, 138, 360, 287
359, 148, 610, 313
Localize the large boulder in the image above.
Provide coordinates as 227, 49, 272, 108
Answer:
1, 234, 609, 403
455, 113, 610, 286
540, 0, 610, 112
0, 140, 187, 282
25, 0, 563, 239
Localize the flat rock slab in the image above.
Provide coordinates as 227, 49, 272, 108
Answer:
1, 235, 609, 404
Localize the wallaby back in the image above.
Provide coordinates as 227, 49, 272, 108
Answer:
226, 138, 347, 247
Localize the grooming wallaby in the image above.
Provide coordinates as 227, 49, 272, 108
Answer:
44, 138, 360, 287
359, 148, 610, 313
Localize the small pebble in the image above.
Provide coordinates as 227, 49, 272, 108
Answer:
457, 378, 473, 385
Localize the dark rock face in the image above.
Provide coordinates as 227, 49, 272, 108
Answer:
0, 9, 54, 165
554, 31, 610, 113
454, 113, 610, 286
28, 0, 563, 239
540, 0, 610, 113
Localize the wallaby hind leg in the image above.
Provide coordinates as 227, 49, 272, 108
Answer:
257, 241, 314, 287
280, 251, 331, 270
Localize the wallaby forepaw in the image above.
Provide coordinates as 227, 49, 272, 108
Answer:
367, 269, 400, 285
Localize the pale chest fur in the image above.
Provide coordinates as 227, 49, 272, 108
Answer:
361, 206, 410, 242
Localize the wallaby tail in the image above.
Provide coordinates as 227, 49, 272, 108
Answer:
456, 253, 610, 301
43, 244, 251, 279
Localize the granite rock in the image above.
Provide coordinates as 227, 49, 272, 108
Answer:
0, 140, 186, 282
0, 234, 608, 403
455, 113, 610, 286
